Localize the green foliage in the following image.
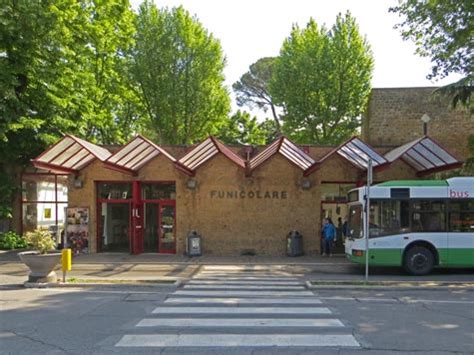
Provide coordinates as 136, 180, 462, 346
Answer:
233, 57, 281, 132
434, 77, 473, 113
270, 12, 373, 144
0, 172, 16, 219
390, 1, 473, 112
0, 0, 140, 222
390, 0, 472, 80
218, 110, 277, 145
23, 229, 56, 254
0, 231, 27, 250
0, 0, 139, 166
131, 2, 230, 144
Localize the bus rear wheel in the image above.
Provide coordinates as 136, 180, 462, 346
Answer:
403, 246, 435, 276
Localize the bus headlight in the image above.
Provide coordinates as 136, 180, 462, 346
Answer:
352, 250, 364, 257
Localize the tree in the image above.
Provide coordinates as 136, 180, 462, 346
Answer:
217, 110, 277, 145
232, 57, 281, 132
390, 0, 473, 111
0, 0, 138, 157
270, 12, 373, 144
0, 0, 138, 224
131, 2, 230, 144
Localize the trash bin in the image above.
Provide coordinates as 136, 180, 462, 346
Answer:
187, 230, 202, 256
287, 230, 303, 256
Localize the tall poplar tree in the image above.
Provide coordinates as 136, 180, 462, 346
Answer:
131, 2, 230, 144
271, 12, 373, 144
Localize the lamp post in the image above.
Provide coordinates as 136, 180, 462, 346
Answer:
421, 114, 431, 136
365, 159, 373, 282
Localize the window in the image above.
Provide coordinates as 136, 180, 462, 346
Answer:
96, 182, 132, 252
370, 200, 410, 237
21, 173, 69, 243
97, 183, 131, 200
348, 190, 359, 202
141, 183, 176, 200
390, 188, 409, 199
411, 200, 446, 232
449, 200, 474, 233
348, 205, 363, 239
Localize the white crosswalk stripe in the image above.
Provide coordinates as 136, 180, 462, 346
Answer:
152, 306, 332, 314
187, 279, 302, 285
183, 284, 306, 290
164, 297, 323, 304
116, 266, 360, 349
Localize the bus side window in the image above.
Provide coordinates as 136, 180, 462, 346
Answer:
449, 200, 474, 233
400, 200, 410, 231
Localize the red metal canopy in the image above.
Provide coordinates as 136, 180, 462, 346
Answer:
175, 136, 246, 176
32, 135, 111, 174
249, 136, 315, 174
104, 135, 176, 175
384, 136, 463, 176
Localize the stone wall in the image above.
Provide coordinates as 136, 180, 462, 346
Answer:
362, 87, 473, 160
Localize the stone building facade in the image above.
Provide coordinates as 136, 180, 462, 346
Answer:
362, 87, 473, 160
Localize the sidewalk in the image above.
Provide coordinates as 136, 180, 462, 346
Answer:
0, 249, 348, 286
2, 249, 473, 287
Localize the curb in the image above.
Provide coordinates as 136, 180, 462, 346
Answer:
305, 280, 474, 291
23, 279, 182, 289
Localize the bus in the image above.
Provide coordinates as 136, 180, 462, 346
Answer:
345, 177, 474, 275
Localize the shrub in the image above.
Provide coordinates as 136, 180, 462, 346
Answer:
0, 231, 27, 250
23, 229, 56, 254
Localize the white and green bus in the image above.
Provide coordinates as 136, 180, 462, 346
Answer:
345, 177, 474, 275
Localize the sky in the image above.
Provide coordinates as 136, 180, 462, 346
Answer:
130, 0, 462, 116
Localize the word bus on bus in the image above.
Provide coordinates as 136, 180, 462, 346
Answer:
345, 178, 474, 275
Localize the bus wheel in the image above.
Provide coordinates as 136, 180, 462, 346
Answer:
403, 246, 435, 276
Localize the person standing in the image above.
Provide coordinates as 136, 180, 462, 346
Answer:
321, 218, 336, 256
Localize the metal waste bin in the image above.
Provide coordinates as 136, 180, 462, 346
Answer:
287, 230, 303, 256
187, 230, 202, 256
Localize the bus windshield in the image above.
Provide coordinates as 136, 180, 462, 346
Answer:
349, 204, 363, 239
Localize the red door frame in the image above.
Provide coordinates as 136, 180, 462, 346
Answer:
96, 181, 133, 253
96, 181, 176, 254
131, 181, 144, 254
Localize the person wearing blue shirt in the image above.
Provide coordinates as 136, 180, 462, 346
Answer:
321, 218, 336, 256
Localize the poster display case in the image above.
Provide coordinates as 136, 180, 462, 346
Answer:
66, 207, 89, 254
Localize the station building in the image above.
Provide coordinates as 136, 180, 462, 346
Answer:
21, 132, 463, 256
15, 87, 473, 256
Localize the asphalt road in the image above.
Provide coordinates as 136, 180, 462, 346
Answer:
0, 267, 473, 354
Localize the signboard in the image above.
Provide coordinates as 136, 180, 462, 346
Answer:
66, 207, 89, 254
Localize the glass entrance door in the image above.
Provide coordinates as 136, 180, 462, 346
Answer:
144, 203, 159, 252
159, 203, 176, 253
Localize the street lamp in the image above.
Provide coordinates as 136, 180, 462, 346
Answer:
421, 114, 431, 136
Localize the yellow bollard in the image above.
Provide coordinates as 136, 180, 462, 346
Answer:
61, 249, 72, 283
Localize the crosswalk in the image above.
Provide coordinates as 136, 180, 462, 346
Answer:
115, 266, 360, 349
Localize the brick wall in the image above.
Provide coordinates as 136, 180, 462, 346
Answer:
65, 145, 426, 256
362, 87, 473, 160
